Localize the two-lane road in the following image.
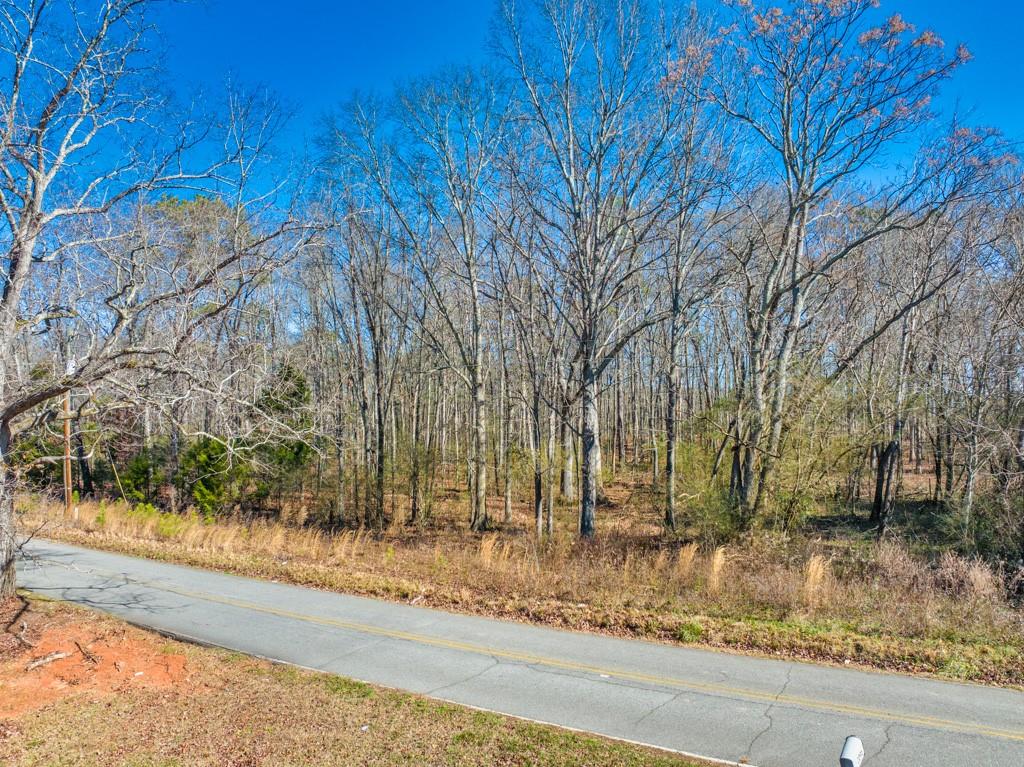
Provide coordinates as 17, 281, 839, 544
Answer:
17, 540, 1024, 766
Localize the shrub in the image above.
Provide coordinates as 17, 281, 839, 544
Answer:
119, 441, 169, 503
176, 437, 246, 517
130, 502, 160, 519
675, 621, 703, 643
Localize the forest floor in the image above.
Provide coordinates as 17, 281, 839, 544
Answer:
0, 595, 707, 766
16, 477, 1024, 688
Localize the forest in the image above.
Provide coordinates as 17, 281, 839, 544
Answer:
1, 0, 1023, 675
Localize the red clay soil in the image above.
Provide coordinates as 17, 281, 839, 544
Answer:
0, 597, 188, 719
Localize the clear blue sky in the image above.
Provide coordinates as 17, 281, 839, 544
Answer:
154, 0, 495, 151
154, 0, 1024, 153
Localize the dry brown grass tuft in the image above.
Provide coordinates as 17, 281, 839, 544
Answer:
478, 534, 499, 568
936, 551, 1003, 603
802, 554, 830, 608
675, 543, 698, 584
707, 547, 727, 594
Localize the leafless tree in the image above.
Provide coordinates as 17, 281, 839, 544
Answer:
0, 0, 314, 597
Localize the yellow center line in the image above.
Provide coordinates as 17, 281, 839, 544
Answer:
133, 577, 1024, 744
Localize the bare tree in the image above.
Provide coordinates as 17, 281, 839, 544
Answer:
0, 0, 313, 597
688, 0, 1006, 521
333, 69, 508, 531
498, 0, 688, 537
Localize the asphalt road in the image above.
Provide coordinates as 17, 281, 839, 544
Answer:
17, 539, 1024, 767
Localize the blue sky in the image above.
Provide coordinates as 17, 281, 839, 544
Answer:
153, 0, 493, 151
154, 0, 1024, 153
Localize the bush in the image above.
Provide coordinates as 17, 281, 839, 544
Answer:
688, 491, 744, 547
8, 433, 63, 487
94, 500, 107, 528
119, 441, 169, 503
129, 502, 160, 518
176, 437, 247, 517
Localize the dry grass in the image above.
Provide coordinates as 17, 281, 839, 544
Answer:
707, 547, 727, 594
16, 492, 1024, 685
0, 598, 705, 767
802, 555, 830, 608
674, 543, 698, 583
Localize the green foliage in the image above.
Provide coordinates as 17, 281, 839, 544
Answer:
131, 502, 160, 518
321, 675, 375, 699
119, 440, 169, 503
8, 433, 63, 486
662, 441, 746, 546
675, 621, 703, 643
127, 502, 193, 538
773, 489, 818, 532
176, 437, 246, 517
106, 367, 313, 519
249, 365, 314, 504
688, 491, 744, 547
938, 495, 1024, 561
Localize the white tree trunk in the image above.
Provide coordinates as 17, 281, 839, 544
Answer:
579, 360, 599, 538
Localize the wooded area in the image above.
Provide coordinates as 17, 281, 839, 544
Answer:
2, 0, 1023, 601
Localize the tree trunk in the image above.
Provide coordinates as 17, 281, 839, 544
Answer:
665, 357, 679, 530
74, 414, 94, 499
615, 371, 625, 467
168, 403, 181, 514
962, 429, 979, 540
943, 425, 954, 498
749, 208, 808, 519
531, 387, 543, 536
502, 375, 512, 525
872, 429, 901, 537
546, 403, 555, 535
738, 341, 765, 519
870, 443, 885, 523
142, 404, 154, 503
559, 399, 575, 500
333, 438, 344, 528
0, 421, 16, 598
579, 358, 599, 538
409, 379, 422, 525
374, 381, 386, 530
470, 374, 488, 531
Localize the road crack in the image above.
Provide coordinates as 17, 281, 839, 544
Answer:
744, 665, 794, 761
633, 689, 686, 727
865, 723, 896, 765
425, 656, 500, 696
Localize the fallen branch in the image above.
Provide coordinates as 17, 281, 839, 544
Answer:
26, 651, 70, 671
75, 640, 99, 664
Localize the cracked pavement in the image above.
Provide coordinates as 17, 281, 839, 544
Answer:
745, 665, 794, 761
19, 539, 1024, 767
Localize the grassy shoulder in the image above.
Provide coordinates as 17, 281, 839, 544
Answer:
19, 494, 1024, 687
1, 596, 706, 767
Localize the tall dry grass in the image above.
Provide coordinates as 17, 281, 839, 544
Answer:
674, 543, 698, 584
16, 494, 1022, 650
707, 547, 727, 593
802, 554, 830, 608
